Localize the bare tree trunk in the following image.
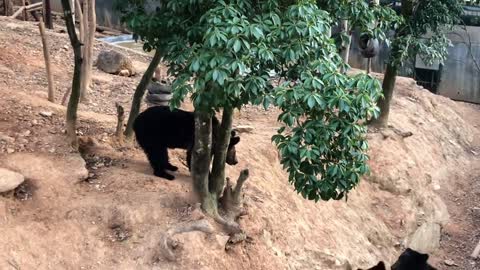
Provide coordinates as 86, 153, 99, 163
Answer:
339, 19, 351, 73
367, 58, 372, 74
38, 18, 55, 103
22, 0, 27, 20
80, 0, 95, 102
61, 0, 82, 149
369, 62, 398, 128
124, 50, 162, 141
75, 0, 84, 47
369, 0, 412, 128
115, 102, 125, 144
210, 107, 233, 197
43, 0, 53, 29
191, 111, 217, 216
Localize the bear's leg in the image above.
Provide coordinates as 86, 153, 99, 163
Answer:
144, 145, 175, 180
166, 163, 178, 172
186, 148, 192, 171
156, 147, 175, 180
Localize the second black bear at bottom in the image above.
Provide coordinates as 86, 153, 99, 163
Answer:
133, 106, 240, 180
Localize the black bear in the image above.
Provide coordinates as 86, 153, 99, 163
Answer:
133, 106, 240, 180
359, 248, 436, 270
391, 248, 436, 270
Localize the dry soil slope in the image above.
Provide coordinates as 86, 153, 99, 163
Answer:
0, 18, 478, 270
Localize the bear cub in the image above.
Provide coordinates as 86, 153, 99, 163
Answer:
133, 106, 240, 180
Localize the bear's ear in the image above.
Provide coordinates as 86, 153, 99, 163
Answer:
231, 130, 237, 137
231, 136, 240, 145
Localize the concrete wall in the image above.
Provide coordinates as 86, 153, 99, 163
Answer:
348, 27, 480, 104
437, 26, 480, 104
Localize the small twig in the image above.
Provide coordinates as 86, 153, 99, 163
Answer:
115, 102, 125, 144
7, 259, 20, 270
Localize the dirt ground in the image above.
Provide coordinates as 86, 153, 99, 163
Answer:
0, 17, 479, 270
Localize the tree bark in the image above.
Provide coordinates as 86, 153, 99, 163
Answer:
369, 0, 412, 128
43, 0, 53, 29
75, 0, 84, 47
369, 62, 398, 128
338, 19, 351, 73
115, 102, 125, 144
124, 50, 162, 141
62, 0, 83, 149
38, 18, 55, 103
191, 111, 217, 215
210, 107, 233, 197
22, 0, 27, 20
79, 0, 95, 102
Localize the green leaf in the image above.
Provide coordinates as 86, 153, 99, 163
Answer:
233, 39, 241, 52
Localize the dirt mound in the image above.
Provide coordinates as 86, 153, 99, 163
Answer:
0, 18, 479, 270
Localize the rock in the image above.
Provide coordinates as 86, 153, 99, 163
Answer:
39, 111, 53, 117
213, 234, 230, 250
118, 69, 131, 77
0, 133, 15, 143
234, 125, 254, 134
6, 148, 15, 154
0, 168, 25, 193
64, 154, 89, 183
0, 64, 14, 77
96, 50, 136, 76
444, 259, 457, 266
408, 222, 441, 253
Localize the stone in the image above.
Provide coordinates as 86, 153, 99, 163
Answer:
39, 111, 53, 117
0, 133, 15, 143
64, 154, 89, 183
408, 222, 441, 253
118, 70, 131, 77
444, 259, 457, 266
234, 125, 254, 134
0, 168, 25, 193
96, 50, 136, 76
0, 64, 14, 77
6, 148, 14, 154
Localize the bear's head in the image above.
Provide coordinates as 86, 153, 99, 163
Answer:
391, 248, 436, 270
226, 130, 240, 165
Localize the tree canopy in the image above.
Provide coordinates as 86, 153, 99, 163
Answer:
117, 0, 382, 202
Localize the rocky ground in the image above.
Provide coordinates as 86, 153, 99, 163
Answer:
0, 16, 479, 270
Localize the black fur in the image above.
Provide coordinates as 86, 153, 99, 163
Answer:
133, 106, 240, 180
391, 248, 436, 270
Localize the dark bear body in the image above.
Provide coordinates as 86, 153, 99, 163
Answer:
133, 106, 240, 180
359, 248, 436, 270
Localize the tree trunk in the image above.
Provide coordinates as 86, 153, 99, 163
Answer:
75, 0, 84, 47
80, 0, 95, 102
115, 102, 125, 144
43, 0, 53, 29
191, 111, 217, 215
22, 0, 27, 20
369, 62, 398, 128
62, 0, 82, 149
210, 107, 233, 197
38, 18, 55, 103
338, 19, 351, 73
369, 0, 412, 128
124, 50, 162, 141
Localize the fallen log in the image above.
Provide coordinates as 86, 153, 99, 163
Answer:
10, 2, 41, 18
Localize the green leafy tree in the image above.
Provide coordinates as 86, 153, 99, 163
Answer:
370, 0, 463, 127
118, 0, 382, 227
